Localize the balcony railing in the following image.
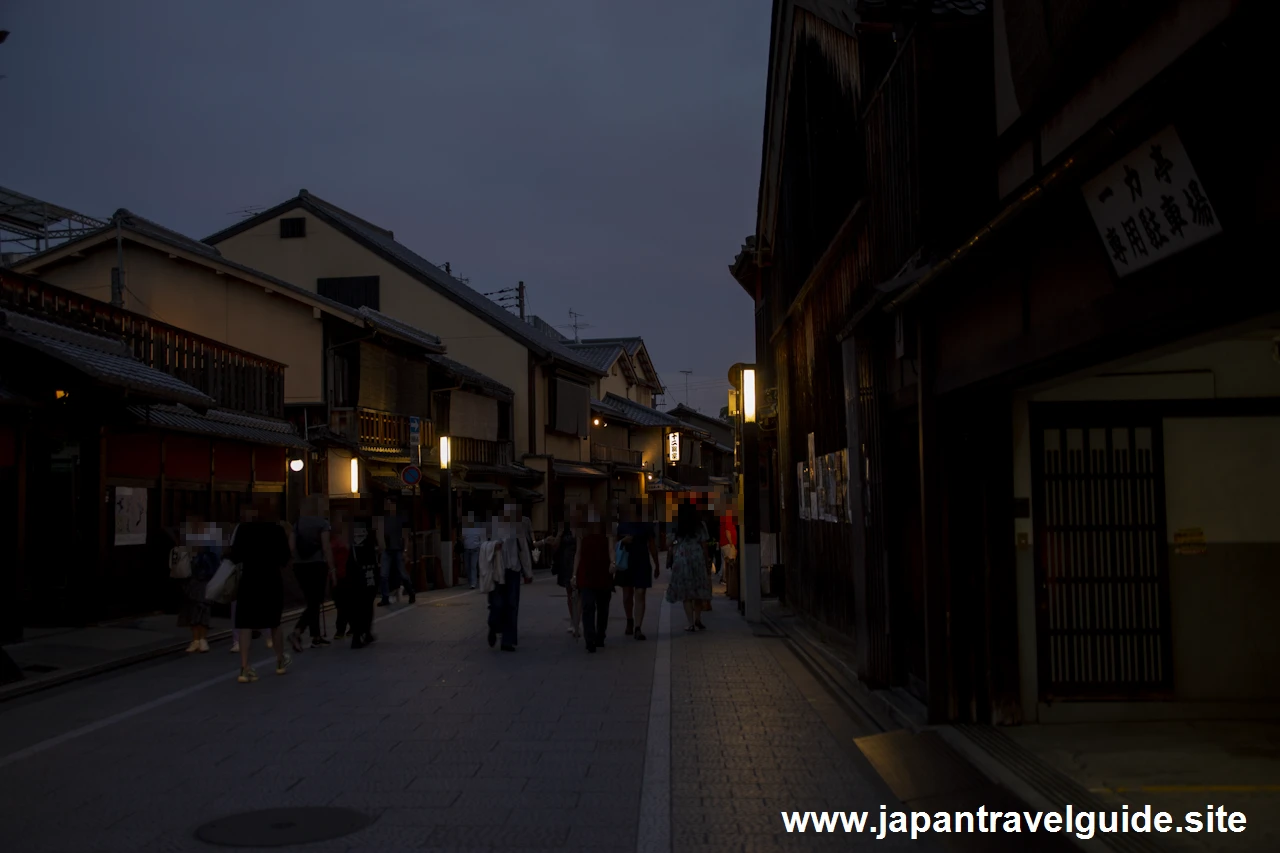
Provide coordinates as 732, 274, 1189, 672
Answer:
452, 437, 514, 467
0, 270, 286, 417
592, 443, 643, 467
331, 407, 431, 451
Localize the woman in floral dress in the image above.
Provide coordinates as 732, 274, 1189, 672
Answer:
665, 502, 712, 632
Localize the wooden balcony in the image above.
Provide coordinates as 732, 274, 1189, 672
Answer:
451, 437, 513, 467
0, 270, 285, 417
331, 407, 431, 451
592, 443, 643, 468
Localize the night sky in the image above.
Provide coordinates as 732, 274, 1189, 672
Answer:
2, 1, 768, 415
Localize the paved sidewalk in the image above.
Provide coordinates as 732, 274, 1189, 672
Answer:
0, 576, 921, 853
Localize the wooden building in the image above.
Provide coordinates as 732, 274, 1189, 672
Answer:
0, 269, 308, 636
732, 0, 1277, 725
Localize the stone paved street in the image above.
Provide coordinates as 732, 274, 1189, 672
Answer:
0, 575, 930, 853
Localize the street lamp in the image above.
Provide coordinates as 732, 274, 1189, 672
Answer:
738, 365, 761, 623
289, 458, 305, 472
439, 436, 454, 587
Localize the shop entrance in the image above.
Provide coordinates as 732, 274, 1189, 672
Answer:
1029, 407, 1173, 701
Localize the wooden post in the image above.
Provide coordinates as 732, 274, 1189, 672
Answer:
917, 308, 951, 723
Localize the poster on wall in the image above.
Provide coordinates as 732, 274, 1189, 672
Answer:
796, 462, 810, 521
841, 449, 853, 524
114, 486, 148, 546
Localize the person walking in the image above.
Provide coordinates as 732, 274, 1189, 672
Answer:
330, 509, 353, 641
484, 502, 533, 651
177, 517, 220, 653
375, 498, 416, 607
616, 498, 660, 641
229, 497, 294, 682
461, 512, 486, 590
574, 504, 615, 653
717, 505, 738, 587
665, 502, 713, 633
289, 496, 336, 651
541, 511, 579, 637
345, 506, 379, 648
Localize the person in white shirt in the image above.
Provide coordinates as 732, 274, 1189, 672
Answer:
460, 512, 487, 590
486, 502, 533, 651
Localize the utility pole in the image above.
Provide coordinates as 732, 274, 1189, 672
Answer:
517, 281, 525, 321
680, 370, 693, 405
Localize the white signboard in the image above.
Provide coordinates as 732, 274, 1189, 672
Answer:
1083, 125, 1221, 277
667, 432, 680, 463
114, 486, 147, 546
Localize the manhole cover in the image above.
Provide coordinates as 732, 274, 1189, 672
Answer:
194, 807, 374, 847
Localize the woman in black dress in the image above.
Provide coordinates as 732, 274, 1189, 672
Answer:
229, 497, 293, 683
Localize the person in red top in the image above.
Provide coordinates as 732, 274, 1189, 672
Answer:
717, 505, 738, 586
330, 509, 354, 639
574, 501, 617, 653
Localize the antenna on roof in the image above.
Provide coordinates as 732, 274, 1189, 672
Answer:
228, 205, 267, 219
679, 370, 693, 405
567, 309, 592, 343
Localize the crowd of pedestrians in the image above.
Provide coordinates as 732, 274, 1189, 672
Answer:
168, 491, 732, 679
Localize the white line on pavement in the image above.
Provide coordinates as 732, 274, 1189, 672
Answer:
0, 581, 532, 770
637, 596, 672, 853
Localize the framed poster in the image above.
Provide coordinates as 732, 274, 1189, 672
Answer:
114, 486, 148, 546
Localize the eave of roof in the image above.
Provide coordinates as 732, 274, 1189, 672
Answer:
425, 353, 514, 401
127, 404, 310, 450
204, 191, 606, 376
591, 393, 685, 428
357, 306, 444, 353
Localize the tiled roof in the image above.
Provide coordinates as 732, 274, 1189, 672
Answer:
591, 393, 684, 428
205, 191, 606, 376
0, 310, 215, 408
579, 336, 642, 357
565, 342, 624, 373
127, 404, 311, 449
529, 316, 569, 342
357, 306, 444, 353
552, 461, 608, 479
857, 0, 987, 15
667, 403, 733, 430
425, 353, 514, 400
580, 336, 663, 391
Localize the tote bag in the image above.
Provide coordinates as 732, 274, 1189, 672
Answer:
205, 558, 241, 604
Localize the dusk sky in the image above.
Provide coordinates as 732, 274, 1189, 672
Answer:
2, 1, 767, 415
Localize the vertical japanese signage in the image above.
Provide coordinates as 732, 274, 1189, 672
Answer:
1083, 125, 1221, 277
409, 416, 421, 465
667, 431, 681, 463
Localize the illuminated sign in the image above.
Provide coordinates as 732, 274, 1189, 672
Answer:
667, 432, 681, 463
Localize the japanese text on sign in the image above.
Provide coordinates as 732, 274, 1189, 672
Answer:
1082, 125, 1221, 277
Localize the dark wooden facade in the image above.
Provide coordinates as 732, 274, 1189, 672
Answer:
735, 1, 1273, 723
